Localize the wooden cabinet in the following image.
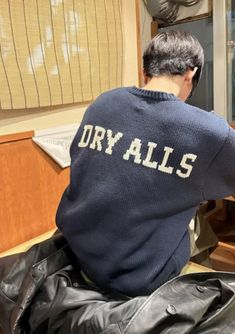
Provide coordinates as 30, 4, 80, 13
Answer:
0, 131, 70, 253
203, 198, 235, 271
210, 241, 235, 271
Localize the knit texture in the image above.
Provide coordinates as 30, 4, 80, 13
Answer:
56, 87, 235, 296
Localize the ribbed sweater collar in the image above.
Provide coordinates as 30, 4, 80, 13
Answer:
128, 86, 180, 102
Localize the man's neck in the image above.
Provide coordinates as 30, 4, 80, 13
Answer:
142, 76, 184, 98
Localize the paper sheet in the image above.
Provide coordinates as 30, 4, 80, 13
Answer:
33, 124, 80, 168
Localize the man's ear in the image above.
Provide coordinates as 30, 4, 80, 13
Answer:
143, 70, 152, 85
185, 67, 198, 83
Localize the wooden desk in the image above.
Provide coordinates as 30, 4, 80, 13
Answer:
181, 261, 214, 274
0, 229, 56, 258
225, 196, 235, 202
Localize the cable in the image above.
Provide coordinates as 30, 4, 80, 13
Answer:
171, 0, 201, 6
154, 0, 179, 23
144, 0, 202, 23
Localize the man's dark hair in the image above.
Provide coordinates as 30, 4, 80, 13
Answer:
143, 30, 204, 95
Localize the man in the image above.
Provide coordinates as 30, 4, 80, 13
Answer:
56, 30, 235, 297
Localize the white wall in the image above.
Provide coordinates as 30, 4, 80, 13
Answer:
0, 0, 139, 136
213, 0, 227, 120
140, 0, 152, 54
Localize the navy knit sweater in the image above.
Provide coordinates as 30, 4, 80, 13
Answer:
56, 87, 235, 296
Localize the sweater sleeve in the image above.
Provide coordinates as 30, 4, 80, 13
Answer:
203, 126, 235, 200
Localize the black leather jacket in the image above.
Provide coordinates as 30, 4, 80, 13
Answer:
1, 233, 235, 334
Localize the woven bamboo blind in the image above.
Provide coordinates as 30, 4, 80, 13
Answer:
0, 0, 123, 110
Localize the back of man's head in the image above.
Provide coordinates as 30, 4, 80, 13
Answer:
143, 30, 204, 94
